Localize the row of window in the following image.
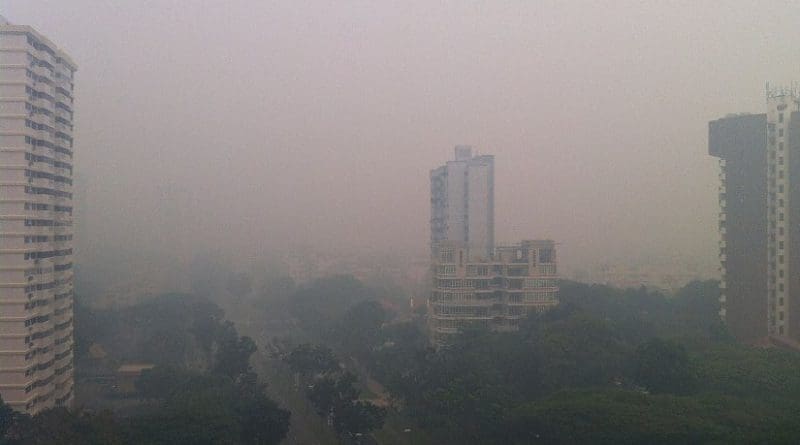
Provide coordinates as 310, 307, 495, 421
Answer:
27, 35, 56, 60
525, 279, 558, 288
55, 101, 72, 114
53, 303, 73, 316
23, 203, 74, 214
55, 389, 73, 407
25, 151, 74, 173
25, 299, 49, 310
54, 362, 73, 376
55, 86, 73, 101
55, 131, 72, 144
25, 118, 54, 133
25, 345, 49, 361
24, 248, 73, 261
54, 332, 72, 345
24, 185, 73, 199
30, 329, 53, 341
25, 68, 52, 86
25, 358, 54, 377
55, 116, 73, 130
25, 374, 55, 394
54, 290, 73, 301
54, 318, 73, 331
54, 346, 72, 362
24, 168, 73, 185
24, 279, 59, 293
25, 85, 54, 103
24, 235, 48, 243
28, 219, 72, 228
54, 263, 73, 272
24, 315, 50, 327
25, 136, 73, 158
25, 100, 53, 117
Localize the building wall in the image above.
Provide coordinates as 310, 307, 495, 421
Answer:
0, 21, 76, 414
788, 110, 800, 339
429, 240, 558, 344
429, 146, 494, 260
709, 113, 767, 342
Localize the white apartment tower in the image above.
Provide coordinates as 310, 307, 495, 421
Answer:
430, 146, 495, 260
429, 147, 558, 343
0, 17, 77, 413
766, 86, 800, 340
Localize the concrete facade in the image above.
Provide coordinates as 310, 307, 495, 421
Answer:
709, 113, 768, 342
430, 146, 495, 261
710, 86, 800, 343
429, 240, 558, 344
0, 17, 77, 414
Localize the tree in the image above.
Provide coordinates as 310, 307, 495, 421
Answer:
213, 335, 258, 378
285, 344, 339, 377
633, 338, 696, 395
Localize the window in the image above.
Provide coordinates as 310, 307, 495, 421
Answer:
780, 184, 784, 193
780, 241, 784, 249
780, 311, 784, 321
780, 113, 784, 123
779, 129, 784, 137
779, 255, 784, 264
779, 157, 784, 165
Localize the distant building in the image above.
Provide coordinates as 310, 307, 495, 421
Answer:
116, 364, 155, 394
429, 240, 558, 343
710, 85, 800, 342
0, 17, 77, 413
430, 146, 494, 260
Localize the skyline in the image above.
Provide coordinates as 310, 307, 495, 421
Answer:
4, 1, 800, 276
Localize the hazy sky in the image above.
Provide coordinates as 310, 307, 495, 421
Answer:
5, 0, 800, 272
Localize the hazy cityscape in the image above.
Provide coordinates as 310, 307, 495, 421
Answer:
2, 2, 800, 444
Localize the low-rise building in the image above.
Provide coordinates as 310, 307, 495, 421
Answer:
428, 240, 558, 343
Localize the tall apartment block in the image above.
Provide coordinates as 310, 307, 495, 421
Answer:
710, 86, 800, 343
430, 146, 495, 261
429, 147, 558, 342
0, 17, 77, 413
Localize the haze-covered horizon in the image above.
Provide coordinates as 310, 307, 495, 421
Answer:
6, 0, 800, 277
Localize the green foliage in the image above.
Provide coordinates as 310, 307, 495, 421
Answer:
75, 293, 226, 367
285, 344, 339, 376
319, 279, 800, 444
17, 294, 291, 445
288, 275, 372, 336
3, 409, 125, 445
331, 300, 391, 357
304, 371, 386, 436
503, 389, 792, 445
633, 338, 696, 394
129, 372, 290, 445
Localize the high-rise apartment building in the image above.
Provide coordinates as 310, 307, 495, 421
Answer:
429, 240, 558, 343
430, 146, 495, 261
710, 86, 800, 343
0, 17, 77, 413
429, 147, 558, 342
